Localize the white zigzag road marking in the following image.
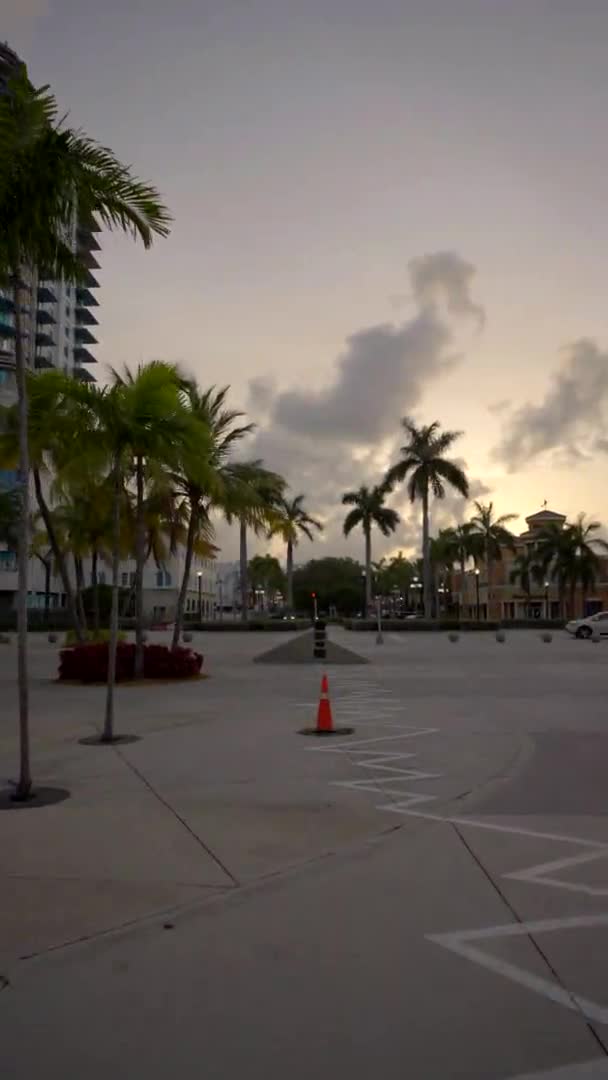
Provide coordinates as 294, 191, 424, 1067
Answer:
302, 678, 608, 1026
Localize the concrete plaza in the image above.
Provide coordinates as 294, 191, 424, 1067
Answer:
1, 627, 608, 1078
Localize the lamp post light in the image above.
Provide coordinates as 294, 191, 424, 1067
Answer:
197, 571, 203, 622
474, 568, 480, 620
361, 569, 367, 619
544, 580, 550, 621
412, 576, 422, 613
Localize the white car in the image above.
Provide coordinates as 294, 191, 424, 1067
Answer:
565, 612, 608, 639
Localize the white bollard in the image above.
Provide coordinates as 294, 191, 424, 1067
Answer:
448, 631, 459, 643
496, 629, 506, 643
540, 631, 552, 643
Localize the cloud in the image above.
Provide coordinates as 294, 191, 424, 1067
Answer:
488, 398, 511, 416
274, 313, 454, 442
491, 338, 608, 471
235, 251, 486, 561
408, 252, 486, 330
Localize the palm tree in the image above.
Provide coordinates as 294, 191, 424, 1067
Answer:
430, 528, 458, 615
169, 384, 258, 647
0, 486, 18, 550
342, 485, 399, 615
537, 515, 608, 619
384, 419, 468, 618
110, 362, 189, 673
470, 501, 517, 619
0, 67, 170, 794
441, 522, 482, 616
269, 494, 323, 611
509, 549, 542, 618
0, 369, 92, 641
231, 462, 285, 624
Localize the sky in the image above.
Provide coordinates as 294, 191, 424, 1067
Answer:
6, 0, 608, 563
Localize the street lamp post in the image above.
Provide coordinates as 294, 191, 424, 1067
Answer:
544, 580, 550, 620
361, 570, 367, 619
197, 571, 203, 622
412, 576, 421, 612
474, 568, 480, 620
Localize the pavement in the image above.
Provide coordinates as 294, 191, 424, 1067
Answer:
1, 626, 608, 1078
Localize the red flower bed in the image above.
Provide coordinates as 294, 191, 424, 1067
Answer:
58, 642, 203, 683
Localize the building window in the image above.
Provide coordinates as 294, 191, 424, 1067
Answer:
156, 570, 163, 587
98, 572, 106, 585
121, 572, 128, 587
164, 571, 172, 586
129, 571, 135, 586
64, 345, 69, 358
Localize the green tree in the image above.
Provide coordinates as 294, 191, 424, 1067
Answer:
169, 384, 258, 646
342, 484, 400, 615
248, 554, 286, 606
0, 67, 170, 795
470, 501, 517, 619
0, 486, 18, 550
232, 463, 285, 624
292, 557, 363, 616
110, 362, 189, 671
537, 515, 608, 619
269, 494, 323, 611
384, 419, 468, 618
509, 549, 542, 617
440, 523, 482, 615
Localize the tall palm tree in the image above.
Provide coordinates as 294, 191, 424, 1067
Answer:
470, 501, 517, 619
169, 384, 256, 647
509, 549, 542, 618
342, 484, 399, 615
269, 494, 323, 611
232, 462, 285, 624
0, 67, 170, 794
441, 522, 482, 616
538, 515, 608, 619
384, 419, 468, 618
110, 362, 189, 673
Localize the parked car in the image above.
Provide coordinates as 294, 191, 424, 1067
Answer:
565, 612, 608, 639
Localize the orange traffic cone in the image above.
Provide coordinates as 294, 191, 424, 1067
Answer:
317, 674, 333, 732
297, 674, 354, 737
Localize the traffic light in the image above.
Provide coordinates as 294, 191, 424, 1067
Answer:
311, 592, 316, 599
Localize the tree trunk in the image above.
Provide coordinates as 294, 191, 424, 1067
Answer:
44, 559, 51, 627
460, 555, 466, 617
171, 504, 197, 649
569, 581, 577, 621
12, 271, 31, 800
485, 541, 492, 620
33, 467, 84, 641
74, 555, 87, 633
134, 454, 145, 677
103, 460, 122, 742
286, 539, 294, 611
91, 550, 100, 633
364, 526, 372, 616
422, 487, 432, 618
239, 518, 249, 622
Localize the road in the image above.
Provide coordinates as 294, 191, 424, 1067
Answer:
1, 628, 608, 1077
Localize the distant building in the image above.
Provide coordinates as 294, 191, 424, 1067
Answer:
454, 508, 608, 620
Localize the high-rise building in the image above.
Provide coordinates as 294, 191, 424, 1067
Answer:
0, 41, 99, 400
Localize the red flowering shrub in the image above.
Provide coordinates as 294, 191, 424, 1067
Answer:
58, 642, 203, 683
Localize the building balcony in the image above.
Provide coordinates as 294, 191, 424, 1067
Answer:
73, 365, 96, 383
76, 288, 99, 308
82, 270, 99, 290
78, 248, 100, 270
37, 284, 57, 304
35, 331, 55, 348
36, 308, 56, 326
77, 227, 101, 251
35, 355, 55, 370
74, 346, 96, 364
74, 325, 97, 345
75, 307, 98, 327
